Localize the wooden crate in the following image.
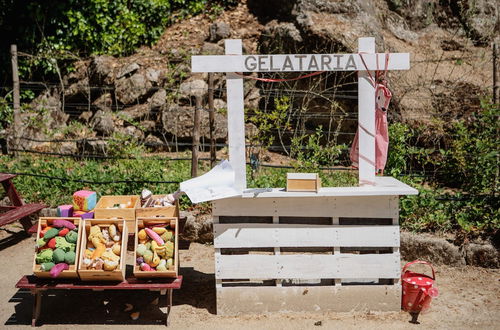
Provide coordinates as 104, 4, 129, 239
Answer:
133, 217, 179, 278
212, 194, 401, 315
286, 173, 321, 192
78, 219, 128, 281
136, 197, 179, 219
33, 217, 82, 279
94, 195, 139, 233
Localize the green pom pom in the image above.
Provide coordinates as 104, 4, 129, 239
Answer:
36, 238, 47, 248
55, 236, 75, 252
143, 250, 153, 264
64, 251, 76, 265
136, 244, 147, 257
65, 230, 78, 244
36, 249, 53, 264
44, 228, 60, 240
41, 262, 55, 271
53, 248, 66, 263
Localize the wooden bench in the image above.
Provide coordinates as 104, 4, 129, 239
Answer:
16, 275, 183, 327
0, 173, 45, 233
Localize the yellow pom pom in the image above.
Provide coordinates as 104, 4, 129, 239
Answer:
138, 229, 147, 240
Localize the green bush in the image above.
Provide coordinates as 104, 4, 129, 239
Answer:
386, 100, 499, 236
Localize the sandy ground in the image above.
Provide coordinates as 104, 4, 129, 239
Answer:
1, 223, 498, 330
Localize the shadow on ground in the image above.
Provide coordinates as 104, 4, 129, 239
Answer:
0, 227, 30, 252
5, 266, 215, 326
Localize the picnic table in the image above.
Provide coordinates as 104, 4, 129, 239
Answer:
16, 275, 183, 327
0, 173, 45, 233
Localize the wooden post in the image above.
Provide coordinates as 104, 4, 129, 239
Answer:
493, 42, 498, 105
358, 38, 376, 186
191, 96, 202, 177
225, 40, 246, 191
10, 44, 21, 153
208, 73, 216, 167
493, 42, 498, 196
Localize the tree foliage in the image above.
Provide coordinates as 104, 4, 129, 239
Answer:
0, 0, 236, 83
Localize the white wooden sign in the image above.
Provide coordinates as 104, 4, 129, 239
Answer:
191, 38, 410, 189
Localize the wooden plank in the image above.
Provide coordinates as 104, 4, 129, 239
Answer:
358, 37, 376, 186
0, 203, 45, 226
192, 52, 410, 73
272, 216, 282, 287
213, 196, 395, 218
214, 224, 399, 248
0, 173, 16, 182
337, 226, 400, 247
334, 196, 392, 218
216, 253, 400, 279
2, 177, 23, 206
213, 198, 277, 217
225, 39, 246, 191
16, 275, 183, 290
216, 285, 401, 314
191, 95, 202, 177
94, 195, 139, 232
135, 198, 179, 218
240, 176, 418, 197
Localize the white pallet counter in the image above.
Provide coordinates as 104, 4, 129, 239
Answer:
212, 177, 417, 315
192, 37, 416, 315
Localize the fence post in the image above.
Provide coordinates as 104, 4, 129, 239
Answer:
208, 73, 216, 167
493, 42, 498, 105
10, 44, 21, 154
191, 95, 202, 177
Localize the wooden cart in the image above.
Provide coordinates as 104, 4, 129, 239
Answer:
15, 275, 183, 327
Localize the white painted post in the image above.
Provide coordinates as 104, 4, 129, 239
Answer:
358, 38, 376, 186
225, 40, 247, 191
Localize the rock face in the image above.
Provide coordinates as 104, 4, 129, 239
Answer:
10, 90, 69, 150
401, 231, 499, 268
91, 110, 115, 136
16, 0, 496, 154
209, 21, 231, 42
161, 103, 228, 141
180, 210, 214, 243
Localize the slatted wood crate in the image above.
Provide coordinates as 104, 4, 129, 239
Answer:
33, 217, 82, 279
212, 194, 402, 315
133, 217, 179, 278
94, 195, 139, 233
78, 219, 128, 281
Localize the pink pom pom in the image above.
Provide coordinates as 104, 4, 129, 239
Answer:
50, 263, 69, 278
140, 263, 155, 271
145, 228, 164, 246
53, 219, 76, 230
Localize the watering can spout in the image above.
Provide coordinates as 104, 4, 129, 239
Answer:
427, 287, 439, 298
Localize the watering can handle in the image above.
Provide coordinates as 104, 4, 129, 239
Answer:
402, 260, 435, 280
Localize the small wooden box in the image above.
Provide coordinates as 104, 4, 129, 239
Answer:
136, 196, 180, 219
33, 217, 82, 279
286, 173, 321, 192
94, 195, 139, 233
133, 217, 178, 278
78, 219, 128, 281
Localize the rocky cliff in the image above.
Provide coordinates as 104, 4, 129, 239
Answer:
16, 0, 498, 154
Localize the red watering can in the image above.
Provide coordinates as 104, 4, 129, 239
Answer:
402, 260, 439, 320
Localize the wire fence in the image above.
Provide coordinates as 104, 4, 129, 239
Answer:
1, 43, 497, 188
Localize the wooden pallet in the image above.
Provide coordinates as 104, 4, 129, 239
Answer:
212, 195, 401, 315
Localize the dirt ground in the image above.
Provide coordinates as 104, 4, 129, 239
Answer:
1, 223, 498, 330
